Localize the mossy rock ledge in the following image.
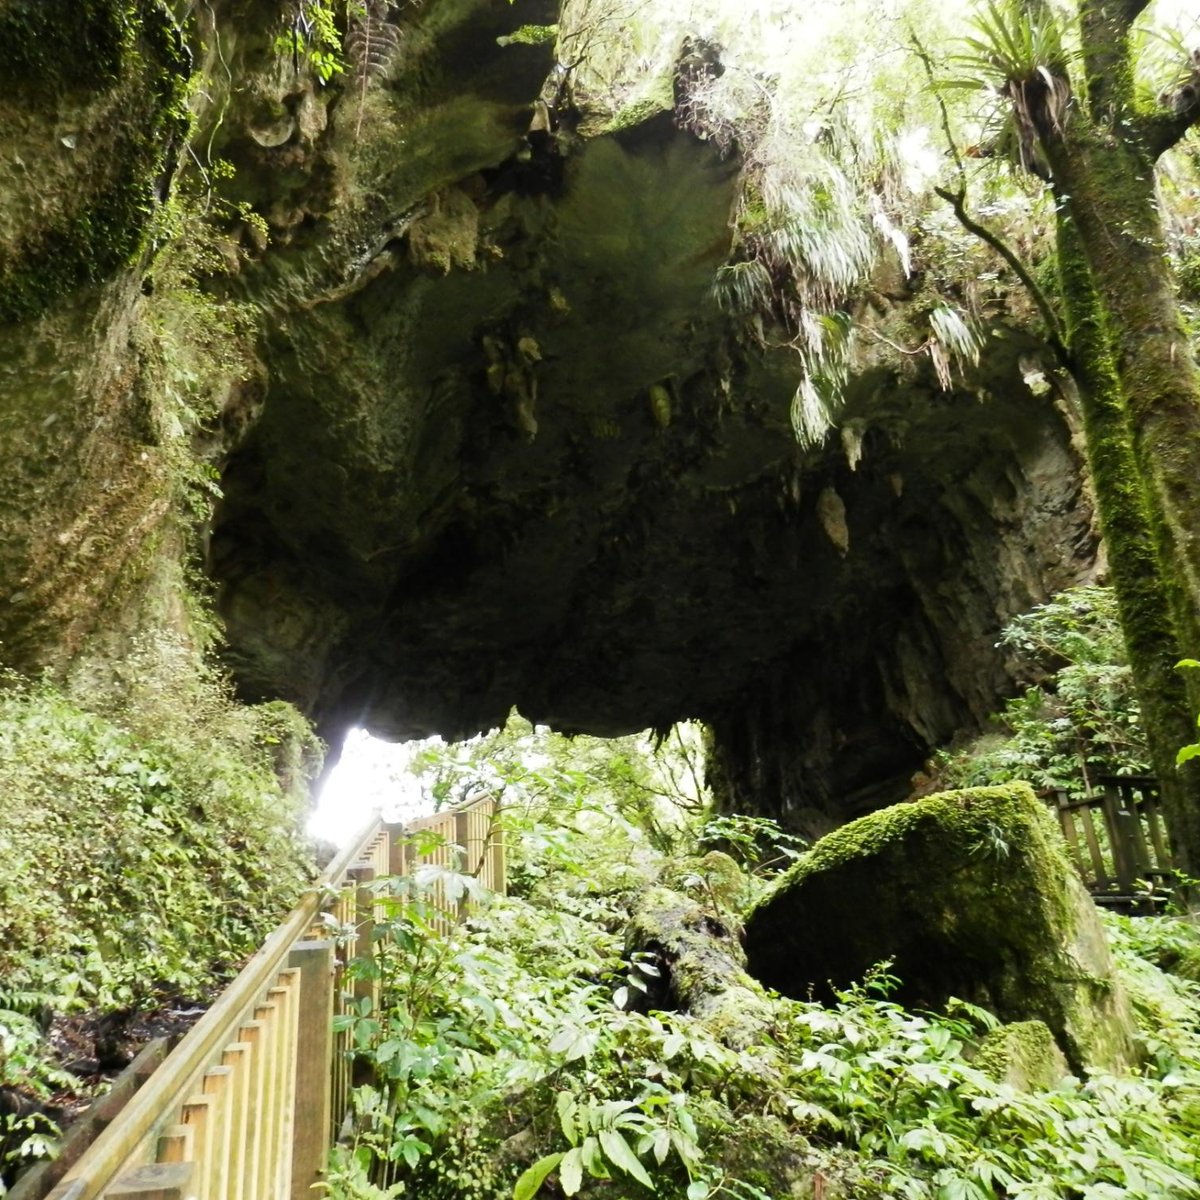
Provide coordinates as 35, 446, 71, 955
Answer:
743, 784, 1137, 1071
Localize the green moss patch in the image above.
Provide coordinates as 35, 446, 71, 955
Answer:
973, 1019, 1069, 1090
0, 1, 191, 324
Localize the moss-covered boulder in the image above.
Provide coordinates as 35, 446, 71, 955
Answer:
973, 1020, 1069, 1091
744, 784, 1137, 1071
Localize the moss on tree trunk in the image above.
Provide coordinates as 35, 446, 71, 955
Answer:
1047, 129, 1200, 644
1004, 0, 1200, 869
1054, 211, 1200, 871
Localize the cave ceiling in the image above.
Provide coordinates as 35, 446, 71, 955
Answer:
201, 0, 1096, 829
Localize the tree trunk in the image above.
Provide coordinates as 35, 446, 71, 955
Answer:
1047, 129, 1200, 646
1054, 210, 1200, 871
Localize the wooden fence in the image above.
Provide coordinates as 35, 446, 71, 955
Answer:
1049, 776, 1175, 907
18, 795, 504, 1200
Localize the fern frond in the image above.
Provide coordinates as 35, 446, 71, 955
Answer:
345, 0, 404, 141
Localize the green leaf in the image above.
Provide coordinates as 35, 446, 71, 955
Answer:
652, 1127, 671, 1165
662, 1032, 686, 1059
581, 1136, 604, 1176
514, 1154, 563, 1200
556, 1091, 578, 1144
687, 1183, 710, 1200
561, 1147, 584, 1196
1176, 744, 1200, 766
599, 1130, 655, 1190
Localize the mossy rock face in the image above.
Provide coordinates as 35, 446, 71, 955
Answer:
0, 0, 190, 324
973, 1020, 1069, 1091
744, 784, 1137, 1071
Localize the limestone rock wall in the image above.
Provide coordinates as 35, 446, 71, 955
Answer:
0, 0, 1098, 831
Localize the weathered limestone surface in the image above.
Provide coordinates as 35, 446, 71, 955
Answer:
0, 0, 1098, 830
744, 784, 1138, 1071
974, 1020, 1070, 1090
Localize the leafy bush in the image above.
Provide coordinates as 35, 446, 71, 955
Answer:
0, 663, 317, 1180
327, 723, 1200, 1200
935, 586, 1148, 796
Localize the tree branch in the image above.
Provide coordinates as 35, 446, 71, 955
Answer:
1142, 99, 1200, 160
1086, 0, 1150, 36
933, 186, 1072, 373
1119, 0, 1151, 23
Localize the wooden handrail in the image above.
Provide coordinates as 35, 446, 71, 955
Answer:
43, 814, 389, 1200
1045, 777, 1175, 908
34, 793, 506, 1200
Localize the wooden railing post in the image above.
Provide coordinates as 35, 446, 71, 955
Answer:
348, 865, 378, 1010
385, 822, 407, 877
489, 801, 506, 895
1101, 782, 1138, 895
455, 809, 471, 919
288, 941, 335, 1200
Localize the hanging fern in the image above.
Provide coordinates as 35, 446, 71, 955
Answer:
345, 0, 405, 137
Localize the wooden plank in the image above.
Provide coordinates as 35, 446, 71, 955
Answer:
101, 1163, 194, 1199
44, 1183, 87, 1200
456, 809, 471, 919
1053, 792, 1085, 875
265, 984, 291, 1197
219, 1044, 251, 1200
1077, 800, 1110, 888
201, 1065, 234, 1200
251, 1002, 279, 1200
235, 1022, 264, 1200
490, 802, 506, 896
1101, 784, 1137, 894
385, 822, 407, 877
348, 867, 378, 1010
153, 1126, 192, 1165
274, 970, 301, 1199
288, 942, 335, 1200
1146, 798, 1173, 871
1126, 795, 1155, 877
180, 1094, 213, 1200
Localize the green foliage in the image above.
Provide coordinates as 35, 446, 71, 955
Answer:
948, 0, 1072, 86
936, 586, 1149, 795
0, 663, 316, 1179
411, 713, 707, 869
692, 813, 805, 876
276, 1, 349, 84
327, 723, 1200, 1200
1175, 659, 1200, 766
497, 25, 559, 48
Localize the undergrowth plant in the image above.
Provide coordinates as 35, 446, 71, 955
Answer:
935, 585, 1149, 796
327, 718, 1200, 1200
0, 664, 318, 1183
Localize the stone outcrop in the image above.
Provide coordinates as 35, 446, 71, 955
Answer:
973, 1020, 1070, 1090
743, 784, 1138, 1071
0, 0, 1097, 831
625, 885, 774, 1050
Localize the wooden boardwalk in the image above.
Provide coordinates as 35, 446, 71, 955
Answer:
1048, 776, 1176, 910
12, 795, 504, 1200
